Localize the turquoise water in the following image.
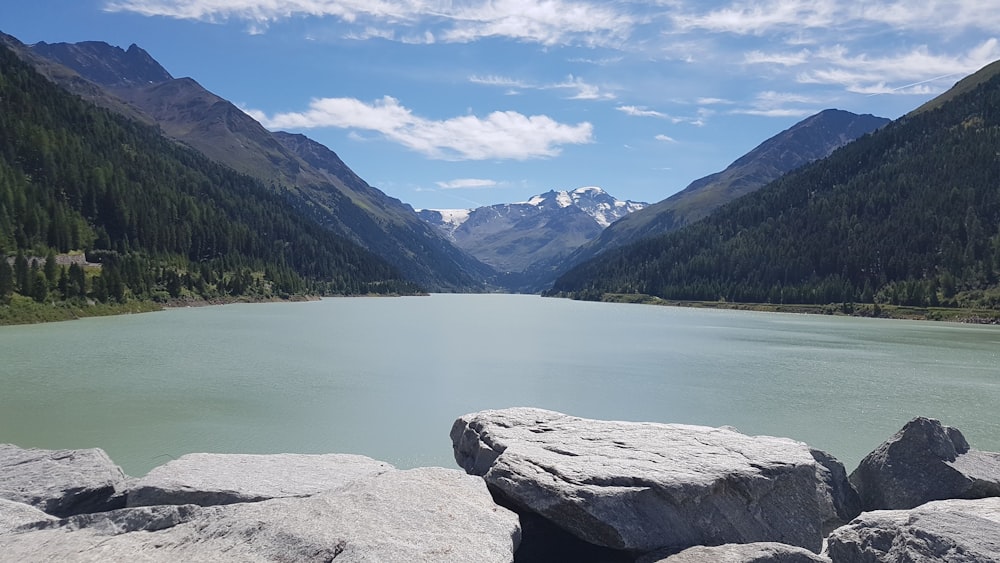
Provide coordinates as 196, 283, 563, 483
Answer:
1, 294, 998, 476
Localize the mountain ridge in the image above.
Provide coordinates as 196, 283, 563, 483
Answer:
569, 109, 890, 267
418, 187, 646, 291
550, 61, 1000, 312
0, 40, 419, 314
18, 36, 493, 291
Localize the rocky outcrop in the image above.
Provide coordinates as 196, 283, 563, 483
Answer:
849, 417, 1000, 511
127, 452, 393, 507
452, 407, 858, 554
9, 414, 1000, 562
639, 542, 832, 563
0, 498, 55, 533
0, 444, 128, 517
825, 497, 1000, 562
0, 467, 521, 562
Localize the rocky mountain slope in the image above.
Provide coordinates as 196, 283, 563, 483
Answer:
13, 35, 492, 291
419, 187, 645, 291
569, 109, 890, 266
551, 61, 1000, 311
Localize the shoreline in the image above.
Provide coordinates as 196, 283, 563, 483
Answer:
581, 292, 1000, 324
4, 290, 1000, 327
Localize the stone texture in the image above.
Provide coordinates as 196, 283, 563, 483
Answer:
0, 467, 521, 562
0, 444, 128, 517
452, 408, 857, 553
0, 498, 55, 534
825, 497, 1000, 562
128, 452, 393, 507
850, 417, 1000, 511
638, 542, 832, 563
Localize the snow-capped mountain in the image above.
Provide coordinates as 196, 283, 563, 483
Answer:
417, 187, 647, 291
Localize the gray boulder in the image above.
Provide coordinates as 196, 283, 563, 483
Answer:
850, 417, 1000, 511
22, 503, 203, 535
452, 408, 857, 553
0, 498, 55, 534
0, 444, 128, 517
825, 497, 1000, 562
0, 467, 521, 562
639, 542, 832, 563
128, 452, 393, 507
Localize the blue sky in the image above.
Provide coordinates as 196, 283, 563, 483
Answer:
5, 1, 1000, 210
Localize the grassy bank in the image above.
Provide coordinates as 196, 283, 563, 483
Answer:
590, 293, 1000, 324
0, 295, 164, 326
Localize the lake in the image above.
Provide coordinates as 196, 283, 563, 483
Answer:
2, 294, 998, 477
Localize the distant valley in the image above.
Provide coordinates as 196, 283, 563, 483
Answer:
2, 26, 1000, 323
418, 187, 646, 291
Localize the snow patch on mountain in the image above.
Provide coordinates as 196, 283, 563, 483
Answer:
512, 187, 647, 226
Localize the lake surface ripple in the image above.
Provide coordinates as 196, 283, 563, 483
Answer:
2, 294, 998, 476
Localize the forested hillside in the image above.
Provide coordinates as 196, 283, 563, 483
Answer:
0, 43, 418, 312
550, 63, 1000, 311
20, 36, 493, 291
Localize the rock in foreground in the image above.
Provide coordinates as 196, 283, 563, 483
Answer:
0, 467, 521, 562
850, 417, 1000, 511
826, 497, 1000, 562
0, 444, 128, 517
128, 452, 394, 507
639, 542, 832, 563
452, 408, 857, 553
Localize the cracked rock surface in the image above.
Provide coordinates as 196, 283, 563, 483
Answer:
639, 542, 832, 563
849, 417, 1000, 511
826, 497, 1000, 562
452, 407, 857, 553
0, 444, 128, 517
0, 467, 521, 562
127, 452, 394, 507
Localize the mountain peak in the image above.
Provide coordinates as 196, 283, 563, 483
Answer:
29, 40, 173, 88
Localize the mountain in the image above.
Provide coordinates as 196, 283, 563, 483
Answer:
30, 40, 172, 87
570, 109, 890, 265
17, 37, 492, 291
0, 41, 417, 308
418, 187, 646, 291
550, 62, 1000, 312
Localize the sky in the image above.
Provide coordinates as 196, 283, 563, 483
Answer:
4, 1, 1000, 211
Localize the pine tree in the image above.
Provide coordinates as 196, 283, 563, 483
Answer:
0, 258, 13, 302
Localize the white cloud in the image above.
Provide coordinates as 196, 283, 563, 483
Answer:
744, 49, 811, 66
617, 105, 708, 126
798, 39, 1000, 94
617, 105, 667, 118
673, 0, 841, 35
551, 74, 616, 100
471, 73, 614, 101
105, 0, 634, 46
654, 134, 678, 143
696, 97, 735, 105
249, 95, 593, 160
435, 178, 498, 189
729, 90, 824, 117
672, 1, 1000, 36
469, 75, 531, 89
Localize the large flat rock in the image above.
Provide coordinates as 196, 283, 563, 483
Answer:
0, 467, 521, 562
825, 497, 1000, 562
850, 417, 1000, 511
452, 408, 857, 553
128, 452, 394, 507
0, 444, 128, 517
639, 542, 832, 563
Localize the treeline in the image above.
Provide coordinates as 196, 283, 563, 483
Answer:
550, 67, 1000, 309
0, 44, 420, 307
